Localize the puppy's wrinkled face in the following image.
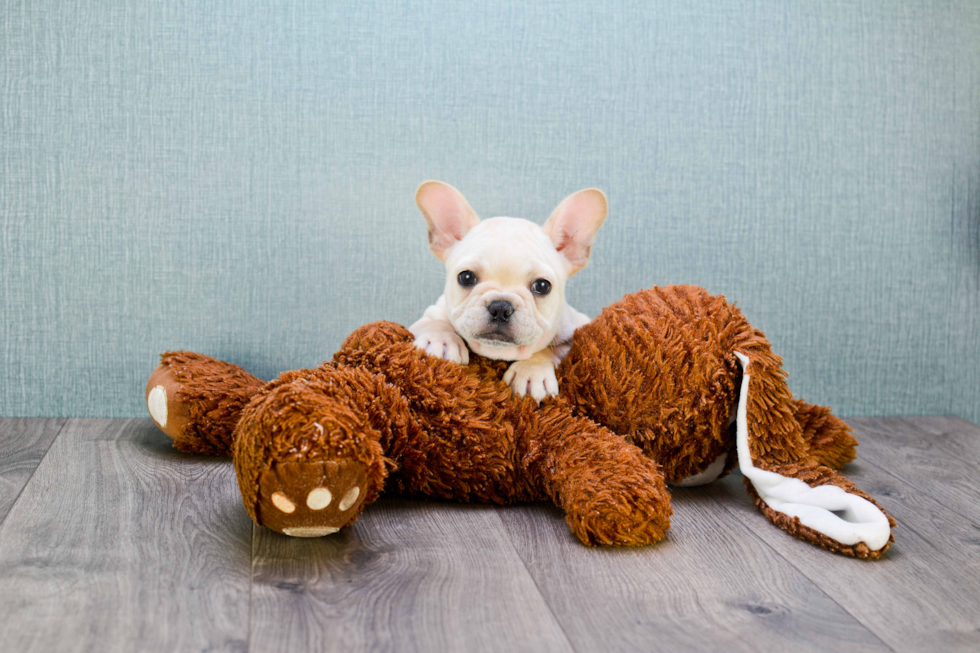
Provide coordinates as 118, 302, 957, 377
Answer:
443, 218, 568, 360
415, 180, 607, 362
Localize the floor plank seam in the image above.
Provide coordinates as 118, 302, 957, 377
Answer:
850, 453, 970, 545
856, 421, 978, 525
893, 415, 980, 440
943, 415, 980, 435
247, 523, 256, 653
0, 418, 69, 532
493, 507, 581, 653
704, 487, 898, 653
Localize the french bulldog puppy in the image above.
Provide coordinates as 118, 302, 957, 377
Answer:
409, 181, 607, 401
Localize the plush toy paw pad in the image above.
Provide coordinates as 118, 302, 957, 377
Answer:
339, 486, 360, 510
270, 492, 296, 513
282, 526, 340, 537
144, 362, 195, 446
147, 385, 168, 427
305, 487, 332, 510
257, 460, 368, 537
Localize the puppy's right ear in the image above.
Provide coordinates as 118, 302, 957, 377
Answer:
542, 188, 608, 275
415, 181, 480, 261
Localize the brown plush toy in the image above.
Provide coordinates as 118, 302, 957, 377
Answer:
145, 285, 895, 558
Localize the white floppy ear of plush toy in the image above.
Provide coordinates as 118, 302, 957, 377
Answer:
731, 352, 891, 551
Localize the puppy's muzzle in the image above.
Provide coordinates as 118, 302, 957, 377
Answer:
486, 300, 515, 324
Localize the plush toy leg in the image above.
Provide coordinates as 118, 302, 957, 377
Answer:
526, 406, 673, 546
731, 352, 894, 558
231, 365, 392, 537
556, 285, 742, 484
146, 351, 265, 455
559, 285, 893, 556
791, 399, 858, 470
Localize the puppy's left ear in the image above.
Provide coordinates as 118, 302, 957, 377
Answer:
542, 189, 608, 275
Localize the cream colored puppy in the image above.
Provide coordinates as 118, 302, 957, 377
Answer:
409, 181, 607, 401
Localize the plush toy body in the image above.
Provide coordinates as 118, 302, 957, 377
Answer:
146, 286, 894, 558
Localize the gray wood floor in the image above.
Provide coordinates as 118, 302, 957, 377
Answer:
0, 416, 978, 653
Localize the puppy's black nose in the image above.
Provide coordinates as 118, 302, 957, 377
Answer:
486, 300, 515, 323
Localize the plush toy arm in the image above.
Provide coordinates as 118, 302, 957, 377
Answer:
232, 364, 391, 537
146, 351, 265, 455
524, 405, 672, 546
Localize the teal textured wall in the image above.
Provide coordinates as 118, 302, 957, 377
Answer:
2, 1, 978, 421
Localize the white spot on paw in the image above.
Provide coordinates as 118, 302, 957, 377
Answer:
147, 385, 168, 428
339, 486, 361, 511
282, 526, 340, 537
271, 492, 296, 514
306, 487, 332, 510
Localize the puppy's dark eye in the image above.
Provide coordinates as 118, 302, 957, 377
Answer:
531, 279, 552, 296
457, 270, 477, 287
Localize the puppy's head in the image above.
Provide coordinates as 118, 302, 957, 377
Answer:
415, 181, 607, 361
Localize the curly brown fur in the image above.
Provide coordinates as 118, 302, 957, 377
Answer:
792, 399, 858, 469
525, 406, 672, 545
560, 285, 892, 556
559, 285, 741, 483
146, 352, 264, 455
334, 322, 539, 504
335, 323, 673, 545
232, 366, 390, 531
147, 285, 892, 555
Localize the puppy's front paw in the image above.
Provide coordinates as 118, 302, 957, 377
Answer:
503, 359, 559, 402
413, 331, 470, 365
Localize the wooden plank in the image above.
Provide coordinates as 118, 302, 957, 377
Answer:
497, 490, 890, 653
0, 419, 253, 653
0, 418, 66, 525
249, 497, 574, 653
847, 416, 980, 521
701, 418, 980, 652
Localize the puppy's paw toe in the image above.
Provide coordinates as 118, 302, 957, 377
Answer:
504, 360, 559, 402
414, 333, 469, 365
